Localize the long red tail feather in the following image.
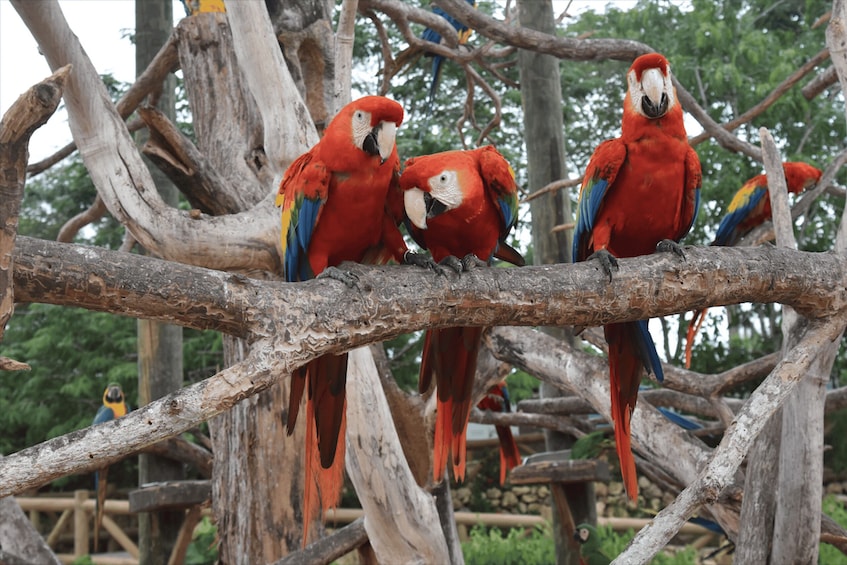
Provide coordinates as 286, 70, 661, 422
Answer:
302, 393, 346, 546
300, 354, 348, 546
684, 308, 709, 369
494, 425, 521, 485
426, 326, 483, 482
605, 323, 643, 501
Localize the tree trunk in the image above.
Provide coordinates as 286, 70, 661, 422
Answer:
135, 1, 184, 561
516, 2, 585, 564
172, 9, 313, 560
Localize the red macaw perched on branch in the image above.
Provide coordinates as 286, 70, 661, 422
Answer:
477, 382, 522, 485
401, 145, 524, 482
684, 161, 821, 367
277, 95, 416, 540
572, 53, 701, 501
92, 383, 130, 552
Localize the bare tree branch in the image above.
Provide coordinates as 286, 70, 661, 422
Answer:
618, 315, 847, 563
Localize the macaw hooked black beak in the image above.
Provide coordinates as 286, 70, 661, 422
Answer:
362, 127, 383, 162
105, 386, 123, 403
424, 191, 448, 219
641, 92, 668, 118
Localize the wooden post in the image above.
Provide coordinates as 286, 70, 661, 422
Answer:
509, 454, 610, 561
73, 490, 88, 557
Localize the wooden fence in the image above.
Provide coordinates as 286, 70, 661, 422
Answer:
16, 492, 719, 564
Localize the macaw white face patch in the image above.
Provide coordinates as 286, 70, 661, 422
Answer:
427, 169, 463, 211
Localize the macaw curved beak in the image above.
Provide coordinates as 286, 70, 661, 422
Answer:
105, 385, 123, 403
404, 187, 450, 229
640, 68, 669, 118
362, 121, 397, 163
404, 187, 429, 229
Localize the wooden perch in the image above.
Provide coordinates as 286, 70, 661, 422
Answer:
4, 237, 847, 499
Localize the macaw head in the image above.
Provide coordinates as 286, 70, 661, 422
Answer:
574, 523, 602, 552
626, 53, 676, 120
326, 96, 404, 164
782, 161, 822, 194
400, 151, 470, 230
103, 383, 125, 405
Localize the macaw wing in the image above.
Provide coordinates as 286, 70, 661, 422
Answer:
681, 146, 702, 238
572, 139, 627, 262
276, 152, 331, 282
713, 181, 767, 246
93, 406, 116, 425
477, 146, 520, 236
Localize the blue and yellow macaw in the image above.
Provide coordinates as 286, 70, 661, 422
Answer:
92, 383, 130, 552
420, 0, 476, 115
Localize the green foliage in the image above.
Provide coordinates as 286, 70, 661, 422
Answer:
70, 556, 94, 565
184, 516, 219, 565
503, 369, 538, 404
821, 496, 847, 564
462, 524, 556, 565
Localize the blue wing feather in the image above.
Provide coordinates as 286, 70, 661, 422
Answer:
285, 195, 323, 282
685, 187, 701, 236
658, 407, 702, 430
93, 406, 116, 425
713, 186, 766, 246
572, 177, 610, 262
635, 320, 663, 382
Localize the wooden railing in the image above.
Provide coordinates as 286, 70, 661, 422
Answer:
18, 490, 139, 565
17, 492, 719, 564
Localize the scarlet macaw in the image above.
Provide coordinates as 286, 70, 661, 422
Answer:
421, 0, 476, 115
92, 383, 130, 552
684, 161, 821, 367
572, 53, 701, 500
477, 382, 522, 485
401, 145, 524, 482
276, 95, 414, 540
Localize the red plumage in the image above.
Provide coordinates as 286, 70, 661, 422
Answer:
400, 145, 523, 482
572, 54, 701, 500
477, 383, 522, 485
276, 96, 407, 542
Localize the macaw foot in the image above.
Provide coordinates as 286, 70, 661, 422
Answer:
586, 249, 619, 283
438, 254, 488, 274
403, 250, 453, 275
656, 239, 686, 259
317, 266, 359, 288
461, 253, 488, 271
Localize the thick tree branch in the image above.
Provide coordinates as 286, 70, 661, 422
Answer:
5, 239, 847, 497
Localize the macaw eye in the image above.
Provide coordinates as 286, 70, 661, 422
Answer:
354, 110, 366, 123
440, 173, 448, 183
579, 528, 589, 540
